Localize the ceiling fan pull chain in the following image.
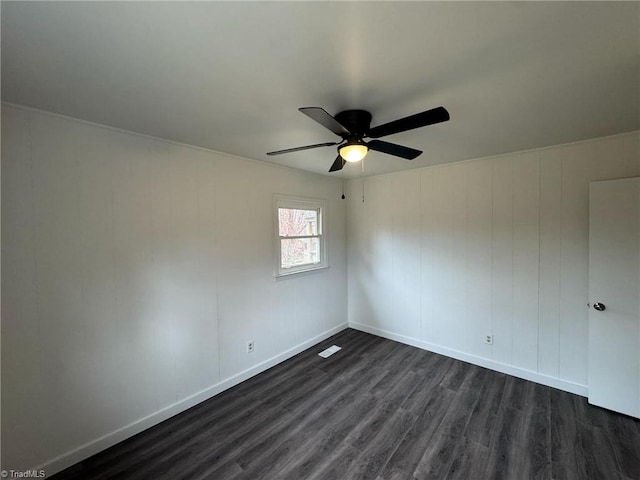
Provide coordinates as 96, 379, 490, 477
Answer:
362, 178, 366, 203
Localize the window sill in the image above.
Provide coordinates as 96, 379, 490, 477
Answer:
274, 265, 330, 280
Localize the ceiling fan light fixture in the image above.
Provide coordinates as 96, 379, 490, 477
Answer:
339, 142, 368, 162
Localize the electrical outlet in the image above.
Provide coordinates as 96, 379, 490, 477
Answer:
247, 340, 255, 353
484, 334, 493, 345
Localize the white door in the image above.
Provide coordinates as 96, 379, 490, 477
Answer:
588, 177, 640, 418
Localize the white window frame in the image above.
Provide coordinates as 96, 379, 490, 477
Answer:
274, 194, 328, 278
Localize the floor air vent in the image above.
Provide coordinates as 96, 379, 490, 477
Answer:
318, 345, 341, 358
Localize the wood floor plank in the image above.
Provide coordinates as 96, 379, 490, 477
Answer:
345, 399, 401, 451
550, 389, 589, 480
463, 370, 507, 447
439, 359, 471, 392
195, 461, 244, 480
406, 347, 450, 377
482, 406, 531, 480
121, 367, 332, 479
524, 380, 551, 412
521, 405, 552, 479
239, 393, 379, 479
96, 365, 327, 477
444, 437, 489, 480
275, 401, 378, 480
578, 422, 625, 480
378, 386, 455, 480
51, 329, 637, 480
305, 441, 362, 480
400, 356, 454, 415
233, 364, 386, 472
608, 414, 640, 479
229, 379, 377, 472
500, 375, 529, 411
375, 370, 422, 406
413, 377, 484, 480
368, 349, 424, 399
119, 368, 334, 480
343, 408, 415, 480
78, 387, 247, 474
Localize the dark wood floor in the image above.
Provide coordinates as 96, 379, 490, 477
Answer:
52, 328, 639, 480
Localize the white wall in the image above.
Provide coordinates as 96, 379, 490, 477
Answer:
347, 131, 640, 394
1, 104, 348, 473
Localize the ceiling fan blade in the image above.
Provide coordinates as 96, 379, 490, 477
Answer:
329, 155, 346, 172
299, 107, 351, 136
267, 141, 339, 156
368, 140, 422, 160
367, 106, 450, 139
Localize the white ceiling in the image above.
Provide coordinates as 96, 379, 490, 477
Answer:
2, 1, 639, 178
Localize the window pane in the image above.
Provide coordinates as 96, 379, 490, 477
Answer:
280, 237, 320, 268
278, 208, 318, 236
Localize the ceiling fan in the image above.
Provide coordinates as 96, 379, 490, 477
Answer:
267, 106, 450, 172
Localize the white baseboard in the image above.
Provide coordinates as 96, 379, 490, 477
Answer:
38, 322, 348, 476
349, 322, 588, 397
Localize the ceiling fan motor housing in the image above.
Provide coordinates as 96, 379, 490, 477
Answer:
334, 110, 372, 139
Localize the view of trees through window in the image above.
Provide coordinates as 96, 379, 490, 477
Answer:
278, 207, 320, 268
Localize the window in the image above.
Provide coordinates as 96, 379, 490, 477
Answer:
274, 195, 327, 277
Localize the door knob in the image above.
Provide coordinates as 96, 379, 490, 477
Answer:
593, 302, 606, 311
